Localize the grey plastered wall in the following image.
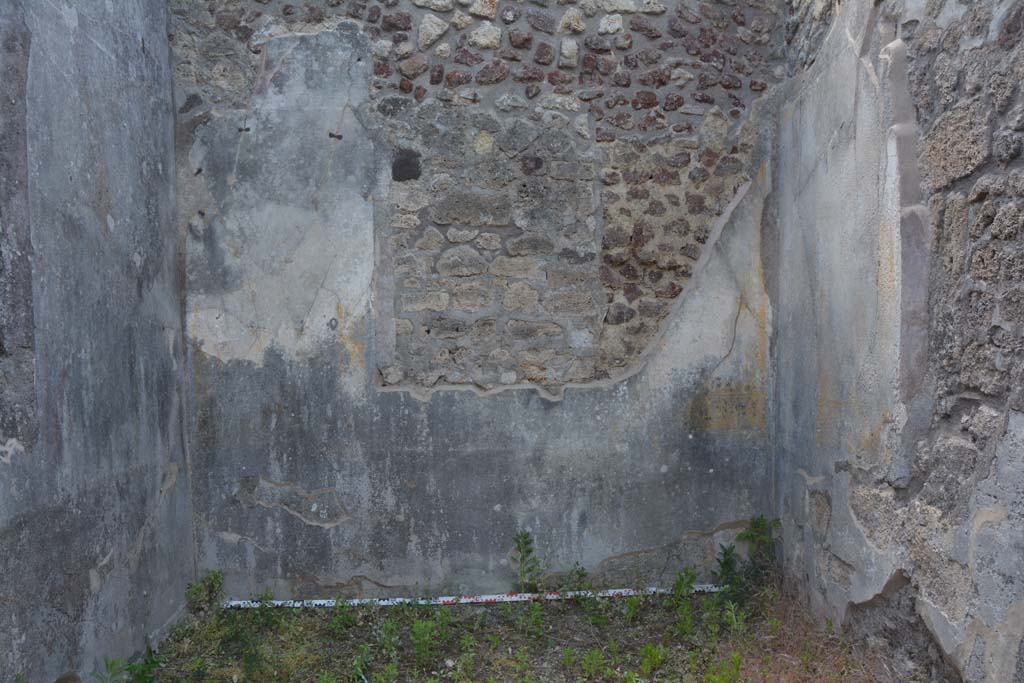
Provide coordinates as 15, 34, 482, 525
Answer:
180, 22, 780, 599
772, 1, 1024, 681
771, 0, 908, 622
0, 1, 194, 681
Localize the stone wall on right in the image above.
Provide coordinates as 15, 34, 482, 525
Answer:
772, 0, 1024, 681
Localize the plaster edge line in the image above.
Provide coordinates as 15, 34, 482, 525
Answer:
374, 176, 758, 404
223, 585, 723, 609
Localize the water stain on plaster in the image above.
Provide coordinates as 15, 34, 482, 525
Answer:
238, 475, 351, 529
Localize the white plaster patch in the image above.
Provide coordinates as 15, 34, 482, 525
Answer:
0, 438, 26, 465
186, 30, 374, 397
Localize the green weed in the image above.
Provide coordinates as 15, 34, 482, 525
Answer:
512, 530, 543, 593
704, 651, 742, 683
348, 644, 373, 682
410, 618, 439, 668
328, 600, 358, 637
723, 601, 747, 637
185, 571, 224, 614
377, 617, 399, 661
580, 648, 605, 679
624, 595, 643, 623
454, 652, 475, 683
562, 562, 591, 594
639, 643, 667, 676
517, 600, 544, 638
371, 662, 398, 683
90, 657, 128, 683
737, 515, 780, 585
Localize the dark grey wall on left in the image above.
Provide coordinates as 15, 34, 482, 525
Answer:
0, 1, 194, 681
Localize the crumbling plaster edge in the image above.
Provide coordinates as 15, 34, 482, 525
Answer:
371, 171, 759, 403
776, 0, 975, 673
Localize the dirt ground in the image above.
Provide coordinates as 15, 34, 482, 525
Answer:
151, 584, 890, 683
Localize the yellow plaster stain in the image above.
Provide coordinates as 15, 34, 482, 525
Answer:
689, 380, 768, 432
335, 303, 365, 370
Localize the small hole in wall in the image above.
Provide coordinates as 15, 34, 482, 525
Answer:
392, 148, 421, 181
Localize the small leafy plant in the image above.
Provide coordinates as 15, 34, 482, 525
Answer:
562, 562, 591, 594
328, 600, 358, 637
185, 571, 224, 614
91, 657, 128, 683
624, 595, 643, 623
125, 648, 164, 683
377, 617, 400, 661
703, 651, 742, 683
723, 601, 747, 636
90, 649, 165, 683
371, 662, 398, 683
669, 567, 697, 607
737, 515, 780, 584
410, 618, 439, 668
517, 600, 544, 638
347, 644, 373, 682
674, 598, 696, 639
511, 530, 543, 593
580, 649, 606, 679
639, 642, 667, 676
454, 652, 475, 683
714, 516, 782, 606
713, 543, 745, 603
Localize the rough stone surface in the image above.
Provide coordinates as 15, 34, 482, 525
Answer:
418, 14, 450, 50
221, 0, 787, 391
921, 98, 992, 191
6, 0, 1023, 680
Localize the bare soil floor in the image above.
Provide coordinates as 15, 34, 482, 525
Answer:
152, 586, 891, 683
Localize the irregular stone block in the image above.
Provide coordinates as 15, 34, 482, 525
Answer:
476, 59, 510, 84
503, 281, 540, 311
489, 255, 544, 278
526, 9, 557, 34
431, 191, 512, 225
543, 289, 597, 314
418, 14, 450, 50
558, 38, 579, 68
507, 319, 564, 339
468, 0, 498, 18
507, 234, 556, 255
401, 291, 450, 311
437, 245, 488, 276
605, 301, 637, 324
412, 0, 455, 11
598, 14, 623, 34
415, 227, 446, 250
558, 8, 586, 33
452, 279, 494, 309
468, 21, 502, 49
921, 98, 991, 190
